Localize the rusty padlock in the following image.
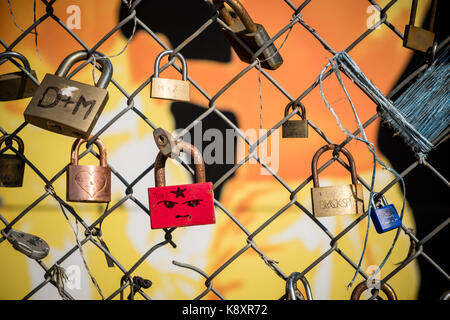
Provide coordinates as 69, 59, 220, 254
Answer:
403, 0, 436, 53
150, 50, 190, 102
66, 137, 111, 203
0, 51, 38, 101
310, 144, 364, 217
282, 101, 308, 138
24, 51, 112, 138
350, 280, 397, 300
214, 0, 283, 70
0, 135, 25, 187
148, 137, 215, 229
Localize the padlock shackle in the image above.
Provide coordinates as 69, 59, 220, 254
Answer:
214, 0, 258, 33
0, 51, 31, 72
70, 136, 107, 167
284, 101, 306, 120
311, 144, 358, 188
55, 51, 113, 89
0, 135, 24, 154
350, 281, 397, 300
286, 272, 313, 300
153, 50, 187, 80
154, 141, 205, 187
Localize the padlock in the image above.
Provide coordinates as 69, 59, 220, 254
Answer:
282, 101, 308, 138
0, 135, 25, 187
24, 50, 112, 138
370, 194, 402, 234
350, 280, 397, 300
403, 0, 436, 53
150, 50, 190, 102
66, 136, 111, 203
214, 0, 283, 70
310, 144, 364, 217
148, 141, 215, 229
4, 229, 50, 260
285, 272, 313, 300
0, 51, 38, 101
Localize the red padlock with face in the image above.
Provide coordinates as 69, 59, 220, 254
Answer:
148, 141, 215, 229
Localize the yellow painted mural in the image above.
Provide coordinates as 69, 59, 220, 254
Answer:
0, 0, 431, 300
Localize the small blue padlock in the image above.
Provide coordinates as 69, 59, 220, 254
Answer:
370, 195, 402, 233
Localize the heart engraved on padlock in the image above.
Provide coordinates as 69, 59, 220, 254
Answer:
66, 136, 111, 203
150, 50, 190, 102
148, 140, 215, 229
0, 51, 38, 101
74, 171, 108, 198
24, 51, 113, 138
214, 0, 283, 70
0, 135, 26, 188
282, 101, 308, 138
310, 144, 364, 217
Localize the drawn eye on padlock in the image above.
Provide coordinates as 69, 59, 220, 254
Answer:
66, 136, 111, 203
148, 131, 215, 229
370, 193, 402, 234
350, 280, 397, 300
282, 101, 308, 138
24, 50, 113, 138
403, 0, 436, 53
0, 135, 26, 188
310, 144, 364, 217
0, 51, 38, 101
150, 50, 190, 102
214, 0, 283, 70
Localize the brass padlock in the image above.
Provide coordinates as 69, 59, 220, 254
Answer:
310, 144, 364, 217
282, 101, 308, 138
0, 51, 38, 101
24, 51, 113, 138
214, 0, 283, 70
150, 50, 190, 102
403, 0, 436, 53
66, 136, 111, 203
0, 135, 25, 187
350, 281, 397, 300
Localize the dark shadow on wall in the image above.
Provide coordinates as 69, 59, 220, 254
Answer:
379, 2, 449, 300
119, 1, 238, 200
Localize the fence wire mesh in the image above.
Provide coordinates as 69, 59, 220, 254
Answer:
0, 0, 448, 300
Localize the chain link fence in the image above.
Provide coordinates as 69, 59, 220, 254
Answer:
0, 0, 448, 300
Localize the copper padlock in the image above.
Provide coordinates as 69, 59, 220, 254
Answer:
350, 281, 397, 300
150, 50, 190, 102
148, 135, 215, 229
0, 51, 38, 101
214, 0, 283, 70
403, 0, 436, 53
282, 101, 308, 138
66, 137, 111, 203
24, 51, 112, 138
310, 144, 364, 217
0, 135, 25, 187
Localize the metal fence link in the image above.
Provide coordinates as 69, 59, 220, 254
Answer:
0, 0, 448, 300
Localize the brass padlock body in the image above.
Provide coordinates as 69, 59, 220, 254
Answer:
0, 154, 25, 187
0, 70, 38, 101
24, 74, 109, 138
311, 184, 364, 217
310, 144, 364, 217
282, 102, 308, 138
403, 25, 435, 53
66, 137, 111, 203
151, 77, 190, 102
223, 22, 283, 70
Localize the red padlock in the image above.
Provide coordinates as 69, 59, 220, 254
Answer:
148, 141, 215, 229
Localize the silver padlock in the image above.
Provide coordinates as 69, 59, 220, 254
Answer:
150, 50, 190, 102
